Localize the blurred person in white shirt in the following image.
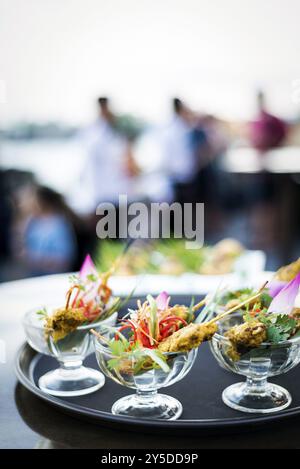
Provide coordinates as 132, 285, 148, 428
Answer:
76, 97, 136, 214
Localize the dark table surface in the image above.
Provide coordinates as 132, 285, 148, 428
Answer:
2, 275, 300, 449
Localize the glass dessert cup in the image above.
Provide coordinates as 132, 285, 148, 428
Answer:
94, 333, 197, 420
210, 313, 300, 413
23, 307, 117, 397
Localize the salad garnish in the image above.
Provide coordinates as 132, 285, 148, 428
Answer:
224, 275, 300, 360
91, 286, 265, 375
42, 254, 121, 342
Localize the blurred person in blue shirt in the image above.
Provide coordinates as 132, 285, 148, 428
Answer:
161, 98, 196, 187
163, 98, 210, 204
17, 185, 77, 276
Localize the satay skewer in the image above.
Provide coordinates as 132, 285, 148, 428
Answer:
192, 292, 215, 312
206, 281, 268, 326
192, 298, 206, 312
91, 281, 269, 358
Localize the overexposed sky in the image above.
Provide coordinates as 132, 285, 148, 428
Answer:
1, 0, 300, 124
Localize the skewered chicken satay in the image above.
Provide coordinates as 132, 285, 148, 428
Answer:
158, 322, 218, 353
93, 288, 266, 376
156, 287, 267, 354
224, 297, 256, 311
45, 307, 87, 342
225, 320, 267, 361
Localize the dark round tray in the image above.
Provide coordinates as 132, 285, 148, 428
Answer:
15, 340, 300, 434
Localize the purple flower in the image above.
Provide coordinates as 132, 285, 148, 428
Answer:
79, 254, 97, 280
268, 272, 300, 314
156, 291, 170, 310
78, 255, 102, 304
267, 280, 287, 298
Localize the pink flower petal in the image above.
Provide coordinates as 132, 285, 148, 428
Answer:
156, 291, 170, 310
268, 272, 300, 314
267, 280, 287, 298
79, 254, 97, 280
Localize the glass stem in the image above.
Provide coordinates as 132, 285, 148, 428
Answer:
59, 359, 83, 372
245, 375, 268, 393
136, 389, 158, 403
245, 357, 271, 394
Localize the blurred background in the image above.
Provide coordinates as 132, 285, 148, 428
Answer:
1, 0, 300, 281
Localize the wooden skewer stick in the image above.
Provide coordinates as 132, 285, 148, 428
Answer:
206, 281, 268, 325
192, 298, 207, 312
90, 328, 110, 344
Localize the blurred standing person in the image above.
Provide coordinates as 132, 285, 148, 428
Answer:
160, 98, 197, 204
77, 97, 135, 213
198, 115, 228, 163
193, 114, 228, 198
245, 91, 287, 251
193, 114, 229, 237
249, 90, 287, 151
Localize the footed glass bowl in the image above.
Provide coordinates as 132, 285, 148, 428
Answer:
210, 313, 300, 413
23, 306, 117, 397
94, 331, 197, 420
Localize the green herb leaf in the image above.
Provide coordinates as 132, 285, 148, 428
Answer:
259, 292, 273, 309
141, 348, 170, 373
109, 339, 129, 356
266, 314, 297, 343
243, 310, 254, 323
187, 297, 195, 323
87, 273, 98, 282
36, 307, 48, 319
147, 294, 158, 340
107, 358, 122, 370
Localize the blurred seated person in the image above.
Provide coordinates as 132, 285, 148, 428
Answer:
0, 170, 12, 262
15, 185, 77, 276
249, 90, 287, 152
78, 97, 136, 213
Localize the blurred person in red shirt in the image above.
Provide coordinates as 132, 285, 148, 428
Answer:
249, 90, 287, 152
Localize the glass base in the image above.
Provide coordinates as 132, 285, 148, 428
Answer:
112, 393, 183, 420
38, 366, 105, 397
222, 382, 292, 414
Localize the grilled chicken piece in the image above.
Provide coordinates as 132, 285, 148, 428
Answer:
165, 304, 192, 321
225, 320, 267, 361
158, 322, 218, 353
45, 307, 87, 342
275, 257, 300, 282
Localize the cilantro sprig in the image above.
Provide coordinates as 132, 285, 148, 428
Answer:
103, 327, 170, 374
264, 315, 297, 343
221, 288, 272, 310
36, 307, 48, 320
244, 310, 298, 344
